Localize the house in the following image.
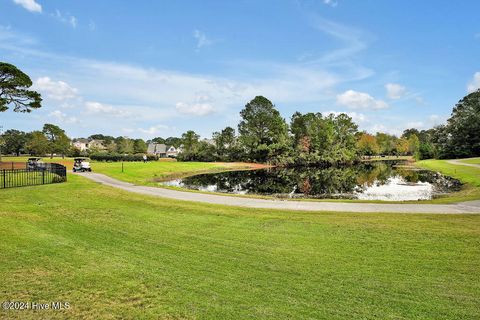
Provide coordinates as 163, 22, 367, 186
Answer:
73, 138, 89, 152
147, 143, 179, 158
72, 138, 107, 152
166, 146, 178, 157
88, 139, 107, 151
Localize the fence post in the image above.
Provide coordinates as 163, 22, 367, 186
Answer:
3, 169, 5, 188
42, 170, 45, 184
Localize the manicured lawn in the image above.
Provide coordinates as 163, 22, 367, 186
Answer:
0, 170, 62, 189
1, 157, 260, 186
92, 161, 259, 185
460, 158, 480, 165
1, 174, 480, 319
416, 159, 480, 203
0, 156, 74, 168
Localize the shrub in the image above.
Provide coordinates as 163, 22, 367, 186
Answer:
90, 152, 158, 162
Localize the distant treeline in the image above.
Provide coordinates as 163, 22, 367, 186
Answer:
177, 90, 480, 164
1, 90, 479, 164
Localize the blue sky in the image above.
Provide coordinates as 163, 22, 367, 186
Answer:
1, 0, 479, 139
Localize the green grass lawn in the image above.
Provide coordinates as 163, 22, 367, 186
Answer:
416, 159, 480, 203
459, 158, 480, 165
92, 161, 258, 185
4, 156, 480, 204
0, 170, 63, 188
1, 157, 259, 185
1, 174, 480, 319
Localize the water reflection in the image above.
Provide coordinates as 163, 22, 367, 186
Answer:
162, 161, 461, 201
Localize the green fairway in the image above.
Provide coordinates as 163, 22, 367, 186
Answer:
1, 174, 480, 319
92, 161, 259, 185
416, 159, 480, 203
1, 157, 260, 186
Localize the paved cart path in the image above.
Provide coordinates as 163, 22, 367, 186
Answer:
77, 172, 480, 214
447, 159, 480, 169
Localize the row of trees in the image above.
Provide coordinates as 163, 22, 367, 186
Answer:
179, 96, 360, 165
2, 60, 479, 164
1, 124, 70, 158
356, 132, 421, 158
178, 90, 480, 164
355, 89, 480, 160
0, 129, 180, 158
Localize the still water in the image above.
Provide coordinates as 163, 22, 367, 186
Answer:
161, 161, 461, 201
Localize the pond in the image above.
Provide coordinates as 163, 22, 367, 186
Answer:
161, 161, 462, 201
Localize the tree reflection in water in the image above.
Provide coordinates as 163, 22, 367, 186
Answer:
162, 161, 461, 200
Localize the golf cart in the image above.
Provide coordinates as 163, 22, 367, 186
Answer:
73, 158, 92, 172
27, 157, 44, 170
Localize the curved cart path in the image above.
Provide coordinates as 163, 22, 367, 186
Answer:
447, 159, 480, 168
77, 172, 480, 214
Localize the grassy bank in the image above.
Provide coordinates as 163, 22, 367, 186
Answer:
1, 174, 479, 319
416, 159, 480, 203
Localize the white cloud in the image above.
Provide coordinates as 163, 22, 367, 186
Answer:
69, 16, 77, 28
323, 0, 338, 7
324, 111, 367, 123
467, 72, 480, 93
34, 77, 78, 101
336, 90, 389, 110
428, 114, 447, 126
49, 110, 78, 124
309, 16, 369, 64
365, 123, 402, 136
53, 9, 77, 28
138, 125, 169, 135
385, 83, 406, 100
0, 23, 378, 138
13, 0, 42, 13
176, 95, 216, 116
405, 121, 424, 129
84, 101, 131, 118
193, 29, 213, 50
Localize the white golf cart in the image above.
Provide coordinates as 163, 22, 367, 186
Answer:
27, 157, 44, 170
73, 157, 92, 172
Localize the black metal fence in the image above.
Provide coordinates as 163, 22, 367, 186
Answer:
0, 163, 67, 189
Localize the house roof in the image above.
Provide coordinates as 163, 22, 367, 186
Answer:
147, 143, 167, 154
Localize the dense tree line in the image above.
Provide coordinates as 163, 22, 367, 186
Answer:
179, 96, 361, 165
178, 90, 480, 164
1, 124, 71, 158
354, 89, 480, 160
2, 91, 479, 164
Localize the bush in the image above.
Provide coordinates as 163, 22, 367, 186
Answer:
90, 152, 158, 162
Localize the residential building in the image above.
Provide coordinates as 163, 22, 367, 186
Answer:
73, 138, 89, 152
147, 143, 179, 158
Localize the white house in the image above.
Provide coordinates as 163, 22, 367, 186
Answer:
72, 139, 107, 152
147, 143, 179, 158
72, 138, 89, 152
